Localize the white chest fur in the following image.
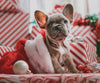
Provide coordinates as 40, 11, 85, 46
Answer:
56, 44, 66, 64
57, 46, 66, 56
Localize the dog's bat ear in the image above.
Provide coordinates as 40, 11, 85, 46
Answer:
62, 4, 73, 23
34, 10, 48, 28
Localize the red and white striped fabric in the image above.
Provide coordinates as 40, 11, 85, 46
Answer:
71, 25, 97, 46
1, 12, 29, 47
0, 46, 15, 59
0, 0, 19, 12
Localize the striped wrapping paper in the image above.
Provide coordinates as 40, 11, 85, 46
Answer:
85, 43, 97, 63
69, 42, 97, 66
30, 24, 41, 39
71, 25, 97, 46
69, 42, 88, 65
0, 46, 15, 59
0, 0, 19, 12
70, 25, 97, 64
0, 11, 30, 47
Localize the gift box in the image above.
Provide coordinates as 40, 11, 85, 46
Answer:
0, 0, 30, 47
69, 42, 97, 65
71, 25, 97, 46
1, 11, 29, 47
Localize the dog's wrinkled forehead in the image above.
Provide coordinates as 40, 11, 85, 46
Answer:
47, 14, 68, 25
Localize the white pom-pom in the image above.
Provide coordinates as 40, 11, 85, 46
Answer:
13, 60, 30, 74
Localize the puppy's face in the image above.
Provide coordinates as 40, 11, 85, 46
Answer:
46, 14, 70, 42
35, 4, 73, 42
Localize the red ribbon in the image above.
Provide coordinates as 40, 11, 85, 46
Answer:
77, 64, 93, 73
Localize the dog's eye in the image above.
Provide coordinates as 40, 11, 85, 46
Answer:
49, 23, 53, 26
64, 20, 68, 24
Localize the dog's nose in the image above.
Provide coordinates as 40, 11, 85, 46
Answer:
55, 25, 63, 32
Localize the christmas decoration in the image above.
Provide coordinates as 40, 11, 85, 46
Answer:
73, 14, 99, 31
73, 14, 100, 59
77, 62, 93, 73
13, 60, 31, 74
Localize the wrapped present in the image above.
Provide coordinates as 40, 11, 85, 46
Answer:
69, 42, 97, 65
0, 0, 30, 47
71, 25, 97, 46
71, 14, 100, 46
1, 12, 29, 47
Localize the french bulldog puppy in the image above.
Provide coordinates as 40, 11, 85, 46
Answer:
34, 4, 79, 73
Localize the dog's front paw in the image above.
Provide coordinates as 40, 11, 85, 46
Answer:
77, 71, 82, 73
71, 69, 81, 73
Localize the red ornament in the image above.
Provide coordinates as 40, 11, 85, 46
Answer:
85, 19, 90, 25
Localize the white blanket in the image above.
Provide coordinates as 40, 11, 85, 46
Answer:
24, 34, 54, 73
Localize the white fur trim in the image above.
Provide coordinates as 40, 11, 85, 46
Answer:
24, 34, 54, 73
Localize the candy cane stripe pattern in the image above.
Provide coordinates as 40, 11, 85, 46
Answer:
31, 25, 41, 39
0, 0, 18, 12
71, 25, 97, 46
69, 42, 88, 65
1, 12, 29, 47
85, 43, 97, 63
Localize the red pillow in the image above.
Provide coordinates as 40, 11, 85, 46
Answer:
0, 0, 19, 12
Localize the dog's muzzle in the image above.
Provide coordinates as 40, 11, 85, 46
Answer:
52, 25, 68, 41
